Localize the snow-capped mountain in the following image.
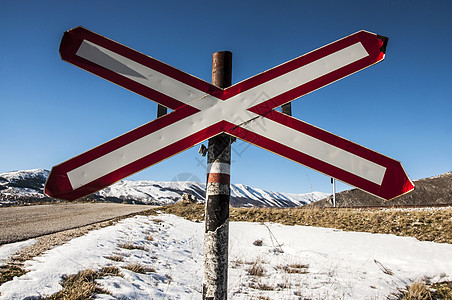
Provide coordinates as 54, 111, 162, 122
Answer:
0, 169, 50, 201
0, 169, 328, 207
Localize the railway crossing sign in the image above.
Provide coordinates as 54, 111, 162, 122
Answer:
45, 27, 414, 201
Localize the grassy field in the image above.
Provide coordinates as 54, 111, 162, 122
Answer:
150, 202, 452, 244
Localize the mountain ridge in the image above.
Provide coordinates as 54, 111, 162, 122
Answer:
314, 171, 452, 207
0, 169, 328, 208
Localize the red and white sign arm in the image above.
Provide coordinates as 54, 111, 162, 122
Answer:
44, 108, 226, 201
59, 26, 219, 110
47, 27, 221, 200
223, 30, 388, 109
226, 111, 414, 201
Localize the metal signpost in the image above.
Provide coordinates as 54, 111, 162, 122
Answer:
45, 27, 415, 299
204, 51, 233, 299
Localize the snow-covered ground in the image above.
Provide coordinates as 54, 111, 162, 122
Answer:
1, 214, 451, 299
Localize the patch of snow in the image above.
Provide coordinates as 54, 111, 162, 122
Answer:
1, 215, 451, 299
0, 239, 37, 267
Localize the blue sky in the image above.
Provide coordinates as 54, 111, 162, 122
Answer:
1, 0, 451, 195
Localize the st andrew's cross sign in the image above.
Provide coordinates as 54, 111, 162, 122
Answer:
45, 27, 414, 201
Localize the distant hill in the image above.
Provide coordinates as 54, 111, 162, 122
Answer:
0, 169, 328, 208
314, 172, 452, 207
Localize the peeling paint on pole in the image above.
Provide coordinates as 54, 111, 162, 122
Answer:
203, 219, 229, 299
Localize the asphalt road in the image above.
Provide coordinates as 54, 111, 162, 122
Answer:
0, 202, 155, 244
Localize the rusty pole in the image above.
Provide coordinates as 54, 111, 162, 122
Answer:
203, 51, 232, 300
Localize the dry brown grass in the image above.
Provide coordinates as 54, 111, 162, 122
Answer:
249, 281, 274, 291
105, 255, 124, 262
123, 263, 155, 274
430, 281, 452, 299
277, 264, 309, 274
45, 266, 121, 300
118, 243, 146, 251
0, 263, 26, 285
148, 202, 452, 244
401, 281, 433, 299
246, 259, 265, 277
44, 263, 156, 299
397, 280, 452, 300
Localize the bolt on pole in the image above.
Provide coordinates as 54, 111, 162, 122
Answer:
281, 102, 292, 116
157, 104, 167, 118
203, 51, 233, 300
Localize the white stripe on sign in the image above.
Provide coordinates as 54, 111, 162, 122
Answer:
241, 117, 387, 185
76, 40, 207, 105
207, 162, 231, 175
230, 42, 370, 107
